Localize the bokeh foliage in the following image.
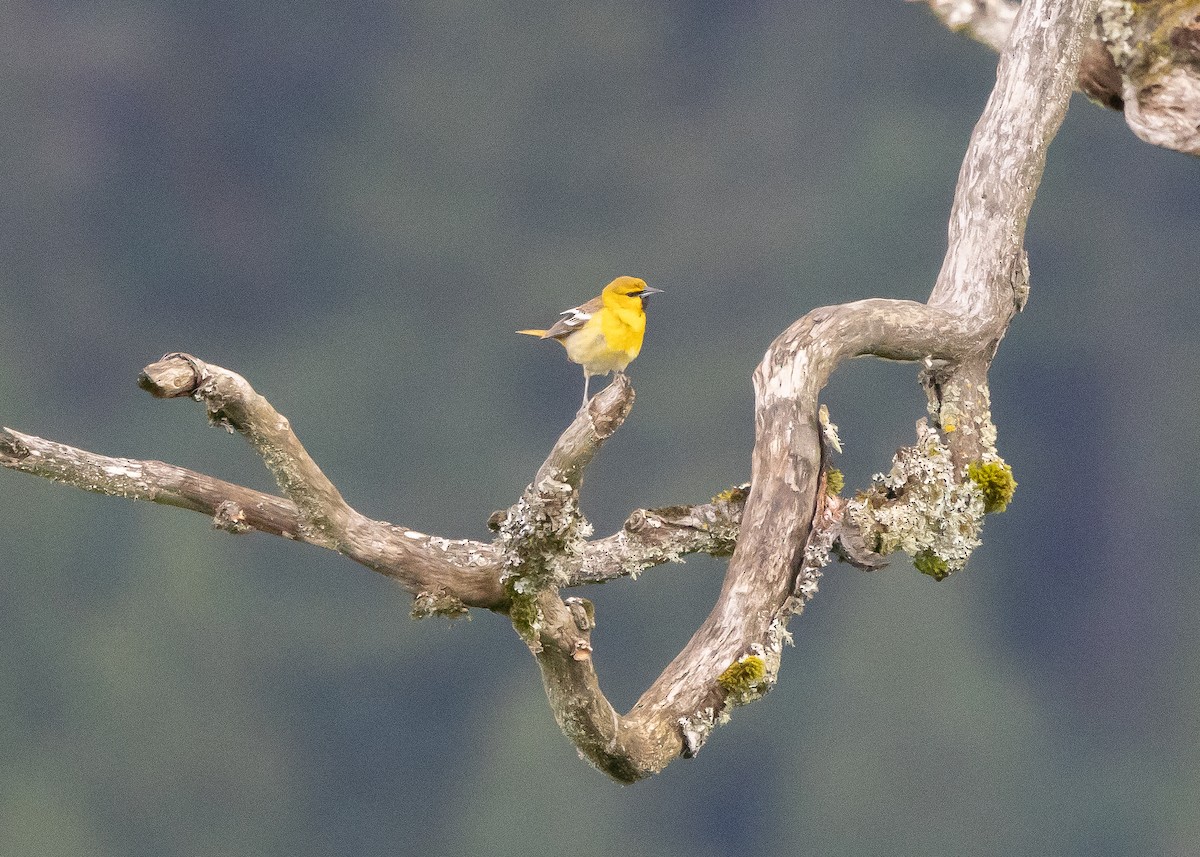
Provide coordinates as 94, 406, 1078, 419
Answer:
2, 3, 1198, 855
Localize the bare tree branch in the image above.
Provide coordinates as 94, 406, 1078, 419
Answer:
0, 427, 304, 537
572, 492, 745, 585
2, 360, 744, 619
139, 353, 356, 546
1, 0, 1101, 784
474, 0, 1103, 781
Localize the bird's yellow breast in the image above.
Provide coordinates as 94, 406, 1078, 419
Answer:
562, 311, 642, 374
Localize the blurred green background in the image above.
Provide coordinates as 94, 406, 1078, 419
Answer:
2, 2, 1198, 855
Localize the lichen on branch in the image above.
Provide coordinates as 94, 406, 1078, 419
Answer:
847, 421, 985, 578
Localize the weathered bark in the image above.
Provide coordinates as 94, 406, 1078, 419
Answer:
1097, 0, 1200, 153
2, 0, 1098, 783
2, 366, 744, 618
493, 0, 1099, 780
915, 0, 1200, 155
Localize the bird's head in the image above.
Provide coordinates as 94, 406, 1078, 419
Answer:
603, 276, 663, 306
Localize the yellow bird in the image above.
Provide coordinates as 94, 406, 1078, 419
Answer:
519, 276, 663, 405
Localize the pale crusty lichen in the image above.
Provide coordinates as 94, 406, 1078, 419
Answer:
494, 475, 593, 645
1098, 0, 1137, 67
496, 476, 593, 591
938, 399, 964, 434
847, 420, 986, 577
818, 403, 843, 453
410, 589, 470, 620
678, 708, 717, 758
923, 371, 999, 454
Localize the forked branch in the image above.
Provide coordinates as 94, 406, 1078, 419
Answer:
2, 362, 744, 618
503, 0, 1099, 779
2, 0, 1099, 783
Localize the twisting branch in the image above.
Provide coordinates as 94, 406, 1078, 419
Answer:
2, 0, 1098, 784
488, 0, 1099, 781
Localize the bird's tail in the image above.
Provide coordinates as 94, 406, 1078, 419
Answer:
516, 329, 548, 337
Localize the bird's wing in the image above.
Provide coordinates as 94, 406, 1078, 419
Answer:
539, 295, 602, 340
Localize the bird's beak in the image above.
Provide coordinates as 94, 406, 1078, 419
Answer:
639, 286, 664, 298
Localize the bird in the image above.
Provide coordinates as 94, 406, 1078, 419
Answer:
518, 275, 663, 405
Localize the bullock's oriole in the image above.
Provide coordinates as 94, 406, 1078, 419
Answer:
518, 276, 663, 404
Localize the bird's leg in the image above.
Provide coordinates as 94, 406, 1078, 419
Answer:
582, 372, 591, 405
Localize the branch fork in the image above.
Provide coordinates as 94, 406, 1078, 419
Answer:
2, 0, 1098, 783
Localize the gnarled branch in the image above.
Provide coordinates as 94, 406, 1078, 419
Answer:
469, 0, 1100, 781
3, 361, 744, 619
2, 0, 1098, 783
